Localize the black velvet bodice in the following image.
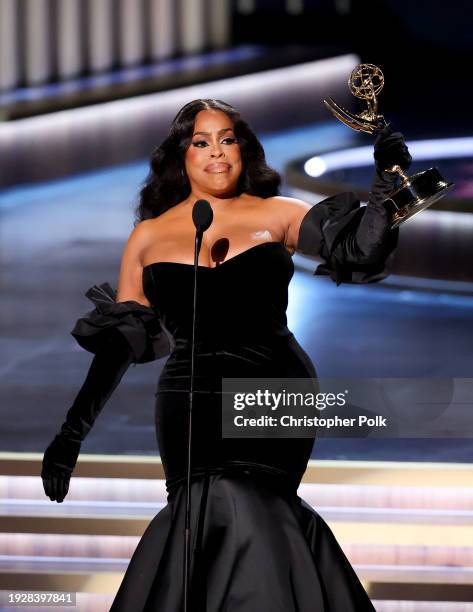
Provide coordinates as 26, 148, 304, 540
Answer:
142, 241, 294, 346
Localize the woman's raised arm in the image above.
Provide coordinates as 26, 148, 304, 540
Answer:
279, 128, 410, 285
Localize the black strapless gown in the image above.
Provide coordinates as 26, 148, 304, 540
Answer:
109, 241, 376, 611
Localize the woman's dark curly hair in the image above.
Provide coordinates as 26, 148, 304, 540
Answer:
135, 99, 280, 223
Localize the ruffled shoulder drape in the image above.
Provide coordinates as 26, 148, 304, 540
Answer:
296, 191, 399, 286
70, 282, 171, 364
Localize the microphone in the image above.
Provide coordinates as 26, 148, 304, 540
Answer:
184, 199, 213, 612
192, 199, 213, 233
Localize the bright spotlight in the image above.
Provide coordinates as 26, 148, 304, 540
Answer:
304, 157, 327, 177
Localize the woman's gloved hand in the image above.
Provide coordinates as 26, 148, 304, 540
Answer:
41, 331, 133, 503
41, 434, 81, 502
373, 123, 412, 179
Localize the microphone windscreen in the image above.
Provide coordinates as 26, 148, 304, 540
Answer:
192, 199, 213, 232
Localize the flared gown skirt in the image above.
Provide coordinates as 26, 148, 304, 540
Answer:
110, 464, 375, 611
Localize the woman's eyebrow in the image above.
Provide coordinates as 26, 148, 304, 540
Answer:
192, 128, 234, 136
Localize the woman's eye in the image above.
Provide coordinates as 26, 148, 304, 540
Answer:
191, 137, 237, 147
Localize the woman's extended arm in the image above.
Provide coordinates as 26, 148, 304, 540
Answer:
41, 222, 168, 502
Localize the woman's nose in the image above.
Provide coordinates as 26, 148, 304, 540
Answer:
210, 144, 224, 157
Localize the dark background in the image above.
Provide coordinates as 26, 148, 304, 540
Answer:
232, 0, 471, 128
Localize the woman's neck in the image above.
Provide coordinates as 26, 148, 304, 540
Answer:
185, 190, 242, 208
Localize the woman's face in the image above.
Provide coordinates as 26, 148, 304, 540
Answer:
184, 109, 242, 198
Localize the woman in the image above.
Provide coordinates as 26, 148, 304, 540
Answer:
41, 99, 411, 611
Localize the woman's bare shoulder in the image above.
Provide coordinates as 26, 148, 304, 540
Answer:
129, 212, 178, 244
126, 218, 158, 249
264, 195, 311, 213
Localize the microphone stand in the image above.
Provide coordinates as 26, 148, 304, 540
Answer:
183, 230, 203, 612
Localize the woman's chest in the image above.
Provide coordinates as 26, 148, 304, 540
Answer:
142, 201, 287, 268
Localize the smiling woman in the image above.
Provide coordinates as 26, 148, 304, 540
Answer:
41, 97, 411, 611
136, 98, 281, 220
184, 111, 243, 199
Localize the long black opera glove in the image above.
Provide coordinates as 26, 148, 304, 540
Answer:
296, 127, 411, 285
41, 332, 134, 503
373, 123, 412, 177
41, 282, 171, 503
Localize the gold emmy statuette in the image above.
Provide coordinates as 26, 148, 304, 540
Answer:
323, 64, 454, 228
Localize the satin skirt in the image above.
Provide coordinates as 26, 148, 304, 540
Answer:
110, 466, 375, 612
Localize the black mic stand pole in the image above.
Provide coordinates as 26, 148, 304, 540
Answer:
183, 229, 203, 612
183, 198, 213, 612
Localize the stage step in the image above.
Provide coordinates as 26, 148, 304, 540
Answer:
2, 476, 473, 546
0, 461, 472, 605
0, 592, 471, 612
1, 532, 473, 568
375, 603, 473, 611
3, 474, 473, 510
